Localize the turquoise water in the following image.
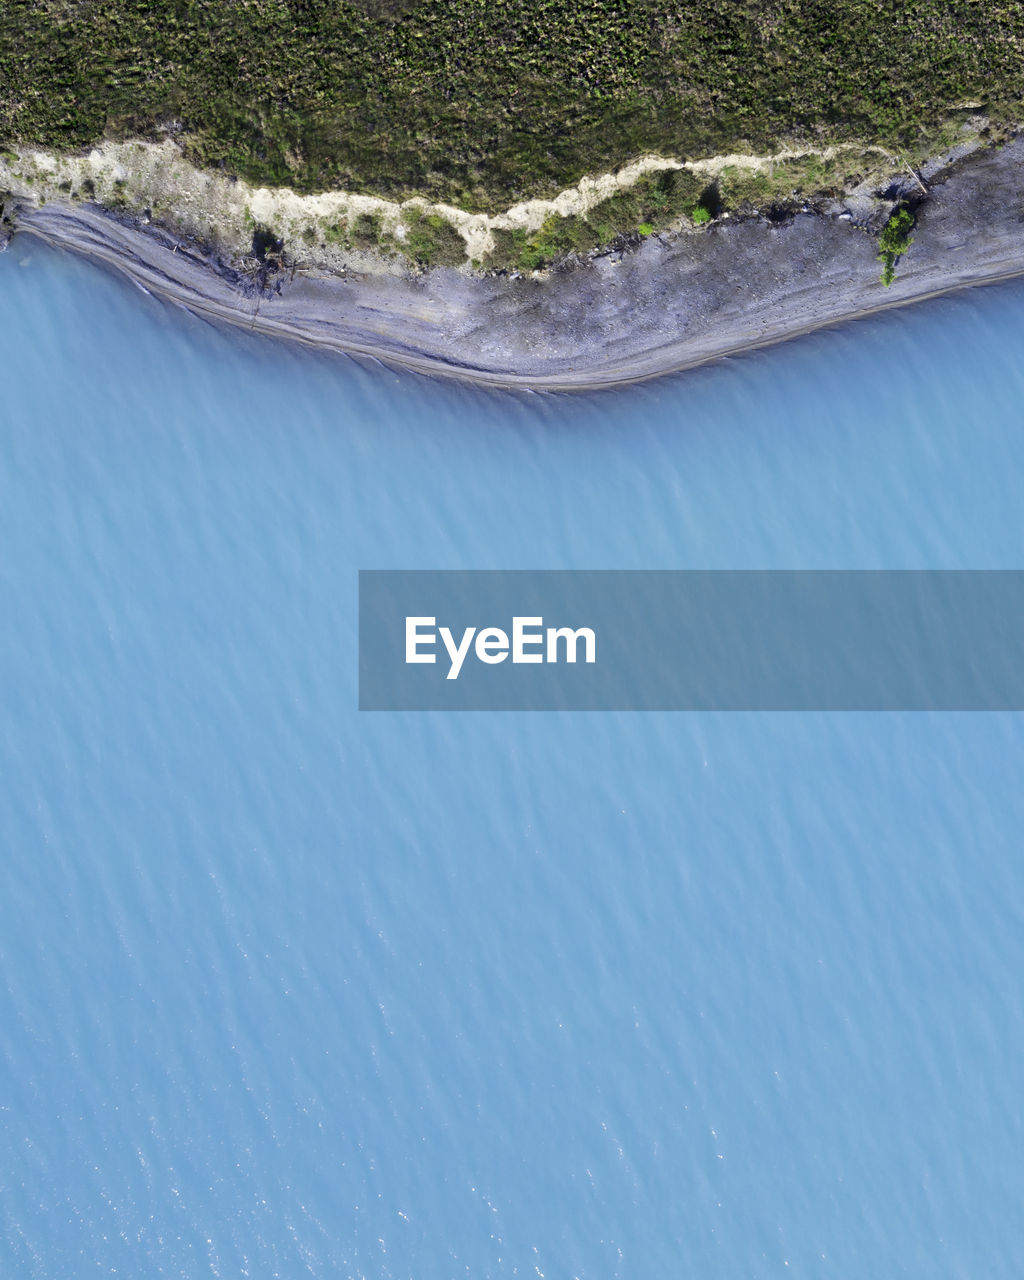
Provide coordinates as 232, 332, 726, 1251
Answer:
3, 237, 1024, 1277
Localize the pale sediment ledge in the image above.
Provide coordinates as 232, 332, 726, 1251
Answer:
11, 139, 1024, 391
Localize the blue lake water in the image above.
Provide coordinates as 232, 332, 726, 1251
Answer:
2, 237, 1024, 1278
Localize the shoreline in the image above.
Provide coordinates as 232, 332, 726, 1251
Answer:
10, 137, 1024, 391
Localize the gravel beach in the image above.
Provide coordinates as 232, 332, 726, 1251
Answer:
12, 138, 1024, 391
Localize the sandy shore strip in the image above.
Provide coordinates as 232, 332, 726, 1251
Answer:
10, 138, 1024, 391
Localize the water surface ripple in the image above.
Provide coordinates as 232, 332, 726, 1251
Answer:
2, 242, 1024, 1277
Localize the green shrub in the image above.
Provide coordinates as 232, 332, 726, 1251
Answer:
691, 204, 712, 224
351, 211, 383, 249
717, 165, 777, 209
652, 168, 705, 218
485, 227, 531, 271
401, 207, 467, 267
482, 170, 718, 270
587, 189, 641, 241
587, 169, 703, 240
484, 213, 600, 272
517, 214, 564, 270
877, 207, 915, 285
555, 213, 603, 256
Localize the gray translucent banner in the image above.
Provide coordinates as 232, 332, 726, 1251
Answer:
359, 571, 1024, 710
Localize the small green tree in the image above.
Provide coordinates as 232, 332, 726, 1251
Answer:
878, 208, 915, 286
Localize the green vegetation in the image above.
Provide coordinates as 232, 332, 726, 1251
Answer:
317, 209, 387, 251
2, 1, 1023, 212
487, 220, 582, 272
715, 151, 854, 210
401, 207, 466, 267
481, 168, 712, 271
351, 211, 384, 250
877, 207, 916, 285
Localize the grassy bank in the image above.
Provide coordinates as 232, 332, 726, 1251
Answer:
2, 1, 1023, 212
